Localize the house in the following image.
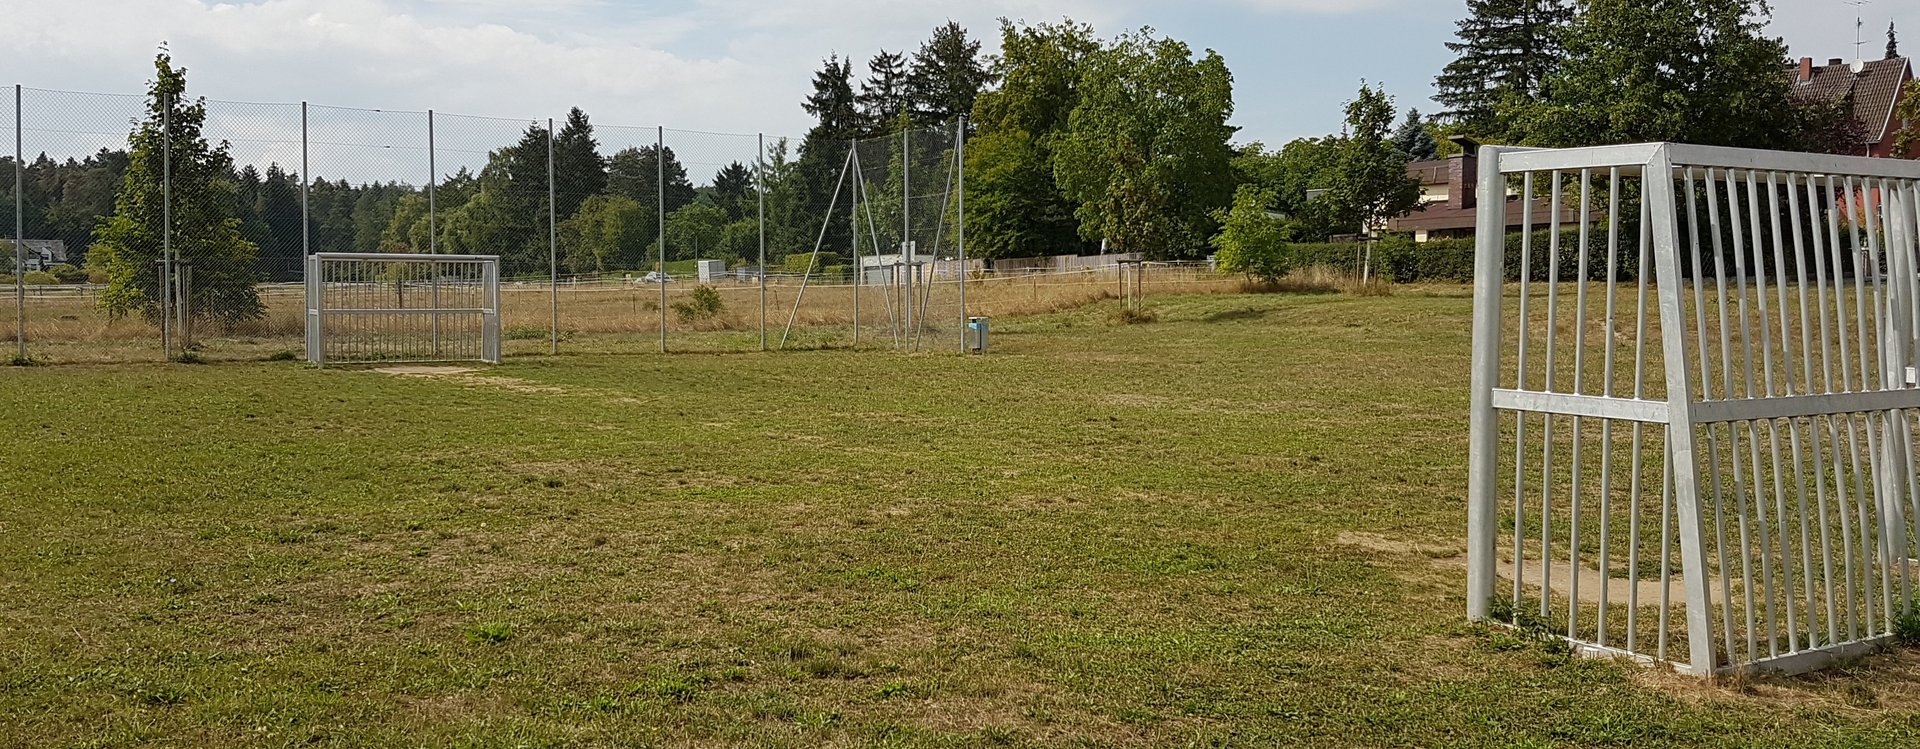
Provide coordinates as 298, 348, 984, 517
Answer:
1, 240, 69, 272
1385, 139, 1581, 243
1788, 55, 1915, 159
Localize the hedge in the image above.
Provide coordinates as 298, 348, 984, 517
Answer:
783, 252, 844, 273
1281, 228, 1637, 284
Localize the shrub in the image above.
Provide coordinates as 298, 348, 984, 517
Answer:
86, 268, 109, 285
1280, 228, 1629, 285
1209, 185, 1293, 283
46, 264, 87, 284
782, 252, 843, 274
21, 271, 57, 286
672, 285, 726, 322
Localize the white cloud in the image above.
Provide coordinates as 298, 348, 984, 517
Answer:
0, 0, 1449, 180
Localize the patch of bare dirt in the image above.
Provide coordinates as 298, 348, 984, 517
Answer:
1337, 531, 1685, 605
374, 365, 477, 376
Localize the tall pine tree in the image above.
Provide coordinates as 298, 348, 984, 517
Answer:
1433, 0, 1573, 139
1391, 109, 1439, 161
906, 22, 992, 125
857, 50, 911, 134
552, 107, 606, 219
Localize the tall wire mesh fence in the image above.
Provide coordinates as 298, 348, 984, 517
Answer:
3, 82, 1236, 364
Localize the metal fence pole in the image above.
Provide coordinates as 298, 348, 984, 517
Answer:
850, 139, 860, 348
657, 125, 666, 353
427, 109, 437, 254
758, 133, 767, 352
161, 90, 173, 360
1465, 146, 1507, 621
548, 117, 558, 355
300, 101, 309, 255
957, 116, 967, 353
902, 128, 912, 351
13, 84, 22, 362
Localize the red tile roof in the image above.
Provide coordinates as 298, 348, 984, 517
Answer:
1788, 57, 1913, 141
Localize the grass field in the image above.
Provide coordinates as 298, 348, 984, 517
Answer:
3, 288, 1918, 747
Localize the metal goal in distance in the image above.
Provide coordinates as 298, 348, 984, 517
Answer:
305, 253, 501, 366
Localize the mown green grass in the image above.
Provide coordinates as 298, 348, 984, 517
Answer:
2, 290, 1917, 747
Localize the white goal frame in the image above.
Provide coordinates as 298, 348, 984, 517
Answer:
305, 252, 501, 366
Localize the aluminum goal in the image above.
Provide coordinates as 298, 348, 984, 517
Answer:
1467, 143, 1920, 677
305, 253, 501, 365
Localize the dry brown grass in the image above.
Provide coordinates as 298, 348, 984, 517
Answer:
4, 269, 1246, 362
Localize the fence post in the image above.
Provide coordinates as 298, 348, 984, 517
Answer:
657, 125, 666, 353
548, 117, 558, 355
13, 84, 22, 363
427, 109, 437, 254
161, 89, 173, 360
759, 132, 767, 352
1641, 145, 1716, 676
902, 128, 912, 351
957, 116, 967, 353
1466, 146, 1507, 621
850, 139, 860, 348
300, 102, 309, 256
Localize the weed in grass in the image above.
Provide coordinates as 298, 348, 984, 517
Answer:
9, 355, 35, 366
1896, 604, 1920, 647
1113, 306, 1158, 325
265, 350, 298, 361
874, 681, 915, 699
464, 623, 514, 645
174, 351, 205, 364
642, 674, 705, 704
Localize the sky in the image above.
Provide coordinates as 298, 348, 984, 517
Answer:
0, 0, 1915, 180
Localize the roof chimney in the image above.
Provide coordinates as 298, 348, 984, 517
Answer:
1448, 134, 1481, 157
1800, 57, 1815, 81
1828, 58, 1846, 66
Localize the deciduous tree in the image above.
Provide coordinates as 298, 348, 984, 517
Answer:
91, 52, 265, 325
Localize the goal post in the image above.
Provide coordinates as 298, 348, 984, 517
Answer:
305, 252, 501, 366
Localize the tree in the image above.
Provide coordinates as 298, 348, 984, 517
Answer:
1210, 185, 1292, 282
607, 145, 696, 215
1889, 21, 1900, 60
552, 107, 607, 218
710, 162, 756, 222
558, 194, 651, 274
90, 52, 264, 326
1391, 109, 1439, 161
1433, 0, 1573, 138
966, 19, 1100, 259
1894, 81, 1920, 158
1053, 28, 1237, 259
1326, 83, 1422, 249
906, 21, 993, 124
1232, 138, 1343, 242
254, 164, 303, 280
791, 55, 861, 262
1794, 98, 1871, 155
658, 202, 729, 262
1512, 0, 1800, 150
858, 50, 911, 133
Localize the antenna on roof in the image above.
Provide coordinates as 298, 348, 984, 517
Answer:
1846, 1, 1871, 62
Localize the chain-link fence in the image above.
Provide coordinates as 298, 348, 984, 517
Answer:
3, 81, 1235, 364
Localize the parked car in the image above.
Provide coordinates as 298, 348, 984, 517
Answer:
631, 272, 675, 284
